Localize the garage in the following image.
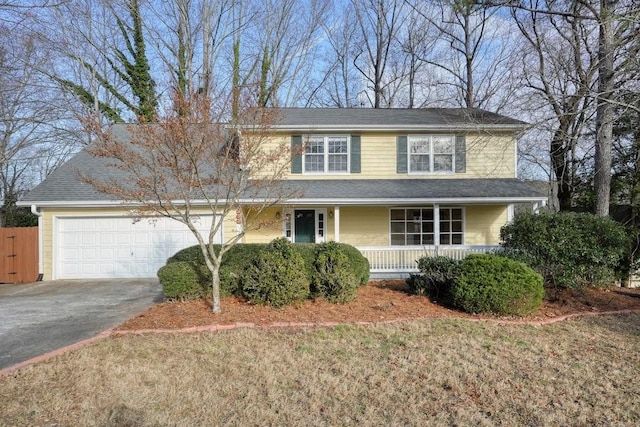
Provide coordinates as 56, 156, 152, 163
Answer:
55, 215, 219, 279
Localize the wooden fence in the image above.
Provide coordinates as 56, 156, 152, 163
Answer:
0, 227, 39, 283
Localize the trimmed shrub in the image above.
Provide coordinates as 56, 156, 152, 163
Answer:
450, 254, 544, 316
293, 243, 317, 283
338, 243, 370, 285
311, 242, 360, 303
157, 261, 206, 300
167, 243, 265, 297
240, 238, 310, 307
407, 256, 460, 303
500, 212, 630, 288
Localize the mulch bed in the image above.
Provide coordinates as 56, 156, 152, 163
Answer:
117, 280, 640, 330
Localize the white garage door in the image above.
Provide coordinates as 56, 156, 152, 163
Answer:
55, 215, 219, 279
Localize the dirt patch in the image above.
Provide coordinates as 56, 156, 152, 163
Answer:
117, 280, 640, 330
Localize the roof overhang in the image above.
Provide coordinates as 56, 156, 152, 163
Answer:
18, 195, 548, 209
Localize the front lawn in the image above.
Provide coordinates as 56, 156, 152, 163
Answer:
1, 314, 639, 426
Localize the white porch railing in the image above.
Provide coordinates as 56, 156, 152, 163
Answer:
357, 245, 499, 274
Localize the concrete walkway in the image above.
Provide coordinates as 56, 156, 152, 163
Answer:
0, 279, 162, 370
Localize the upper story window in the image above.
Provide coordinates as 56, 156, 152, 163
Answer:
303, 135, 349, 173
408, 135, 455, 173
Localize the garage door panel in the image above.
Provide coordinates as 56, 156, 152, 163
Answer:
56, 215, 218, 279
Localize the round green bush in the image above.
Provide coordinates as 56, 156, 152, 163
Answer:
407, 256, 460, 303
338, 243, 370, 285
240, 238, 310, 307
157, 261, 206, 300
451, 254, 544, 316
311, 241, 360, 303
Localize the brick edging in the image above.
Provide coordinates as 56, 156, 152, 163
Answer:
3, 309, 640, 377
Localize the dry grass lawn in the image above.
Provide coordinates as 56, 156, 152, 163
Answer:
1, 314, 639, 426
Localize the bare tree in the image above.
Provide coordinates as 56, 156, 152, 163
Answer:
352, 0, 405, 108
512, 2, 598, 210
407, 0, 519, 111
83, 89, 295, 313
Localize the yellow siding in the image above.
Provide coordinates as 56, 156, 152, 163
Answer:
40, 207, 238, 280
263, 131, 516, 180
243, 207, 284, 243
339, 206, 389, 246
465, 205, 508, 246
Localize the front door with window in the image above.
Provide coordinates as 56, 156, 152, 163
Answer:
294, 210, 316, 243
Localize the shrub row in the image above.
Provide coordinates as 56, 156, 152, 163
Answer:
408, 254, 544, 317
158, 238, 370, 306
500, 212, 629, 288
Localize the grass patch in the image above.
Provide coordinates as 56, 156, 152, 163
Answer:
1, 315, 640, 425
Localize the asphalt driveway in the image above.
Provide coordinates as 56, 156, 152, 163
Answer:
0, 279, 163, 370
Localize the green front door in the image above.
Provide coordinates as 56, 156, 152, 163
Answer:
294, 210, 315, 243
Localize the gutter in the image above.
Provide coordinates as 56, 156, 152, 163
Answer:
18, 196, 549, 209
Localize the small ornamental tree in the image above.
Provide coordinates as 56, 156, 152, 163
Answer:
83, 89, 297, 313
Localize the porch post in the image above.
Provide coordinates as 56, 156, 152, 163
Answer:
433, 204, 440, 246
334, 205, 340, 242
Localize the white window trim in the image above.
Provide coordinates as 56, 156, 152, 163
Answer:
388, 206, 465, 246
407, 134, 455, 175
302, 135, 351, 175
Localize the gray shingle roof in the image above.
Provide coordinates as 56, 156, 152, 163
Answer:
19, 145, 545, 205
278, 179, 545, 202
273, 108, 527, 130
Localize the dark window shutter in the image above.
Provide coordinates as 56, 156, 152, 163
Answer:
455, 135, 466, 173
350, 135, 361, 173
397, 136, 408, 173
291, 135, 302, 174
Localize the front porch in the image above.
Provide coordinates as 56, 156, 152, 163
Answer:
356, 245, 499, 278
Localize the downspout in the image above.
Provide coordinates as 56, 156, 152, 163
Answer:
30, 205, 44, 281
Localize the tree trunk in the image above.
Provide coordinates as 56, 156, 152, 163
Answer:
593, 0, 616, 217
211, 264, 221, 313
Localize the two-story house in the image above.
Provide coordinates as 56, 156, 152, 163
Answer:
18, 108, 546, 280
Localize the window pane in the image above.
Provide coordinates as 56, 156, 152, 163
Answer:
407, 233, 421, 245
433, 154, 453, 172
452, 221, 462, 232
410, 154, 430, 171
408, 222, 420, 233
390, 222, 405, 233
440, 234, 450, 245
441, 222, 450, 232
391, 234, 406, 245
305, 155, 324, 172
452, 234, 463, 245
422, 209, 433, 220
328, 154, 348, 172
305, 137, 325, 154
433, 136, 453, 153
409, 137, 430, 154
422, 221, 433, 233
390, 209, 405, 221
328, 137, 348, 153
452, 209, 462, 220
441, 209, 450, 220
409, 210, 421, 220
422, 234, 434, 245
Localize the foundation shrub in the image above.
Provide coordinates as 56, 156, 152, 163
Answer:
407, 256, 460, 304
157, 261, 206, 300
500, 212, 629, 288
451, 254, 544, 316
339, 243, 370, 285
311, 242, 360, 303
240, 238, 310, 307
167, 243, 265, 297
